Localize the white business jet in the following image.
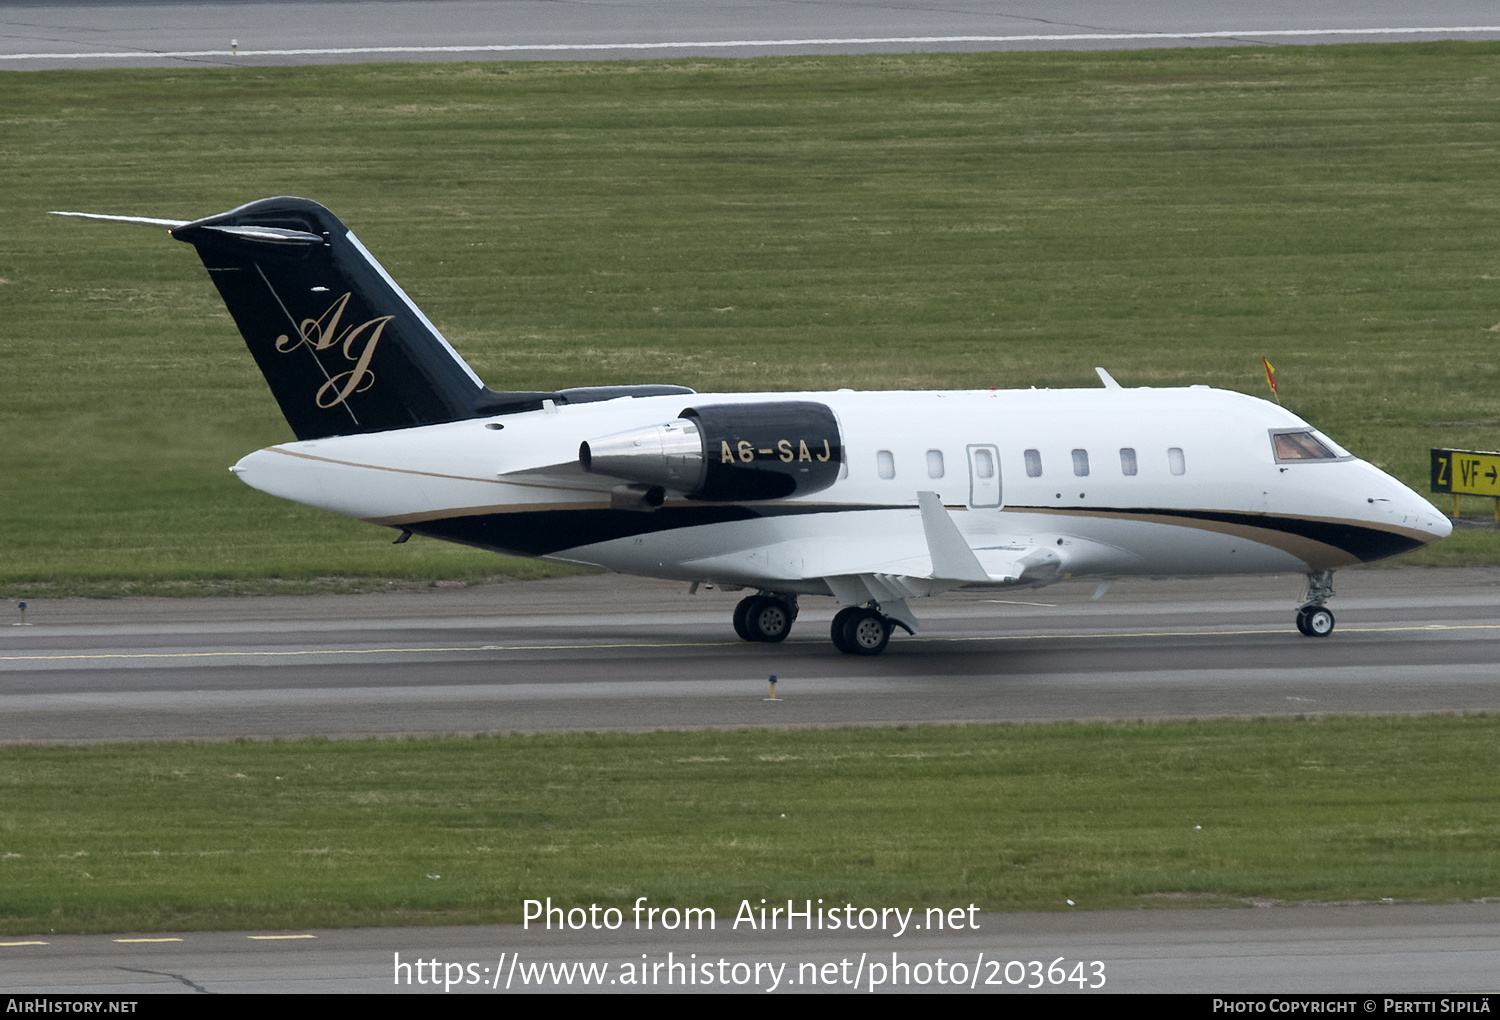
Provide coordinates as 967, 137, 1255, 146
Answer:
54, 198, 1452, 654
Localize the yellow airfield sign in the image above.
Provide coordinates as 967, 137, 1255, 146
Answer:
1431, 448, 1500, 497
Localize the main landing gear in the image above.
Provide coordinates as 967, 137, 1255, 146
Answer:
730, 595, 906, 655
1295, 570, 1336, 637
733, 593, 798, 643
830, 606, 894, 656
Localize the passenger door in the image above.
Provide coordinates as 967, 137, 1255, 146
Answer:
967, 444, 1002, 508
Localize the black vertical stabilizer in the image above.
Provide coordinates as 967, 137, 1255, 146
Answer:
172, 197, 485, 440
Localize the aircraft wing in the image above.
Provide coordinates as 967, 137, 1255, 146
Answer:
915, 490, 1065, 582
810, 497, 1065, 633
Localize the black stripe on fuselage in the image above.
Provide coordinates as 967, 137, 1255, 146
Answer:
402, 502, 1423, 563
1039, 506, 1427, 564
409, 503, 885, 557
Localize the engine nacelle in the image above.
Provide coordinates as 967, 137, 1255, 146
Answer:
579, 401, 843, 502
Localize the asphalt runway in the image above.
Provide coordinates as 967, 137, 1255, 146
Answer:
2, 0, 1499, 69
3, 904, 1498, 993
2, 568, 1498, 742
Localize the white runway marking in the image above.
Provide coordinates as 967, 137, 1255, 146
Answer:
5, 27, 1500, 62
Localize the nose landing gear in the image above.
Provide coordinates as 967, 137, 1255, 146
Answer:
1296, 604, 1335, 636
1295, 571, 1336, 637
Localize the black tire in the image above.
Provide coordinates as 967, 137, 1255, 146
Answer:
841, 609, 891, 656
732, 596, 757, 642
1304, 607, 1335, 637
1295, 607, 1312, 636
830, 607, 861, 653
746, 597, 794, 643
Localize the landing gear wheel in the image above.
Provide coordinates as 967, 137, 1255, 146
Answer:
841, 609, 892, 656
1301, 606, 1335, 637
744, 596, 794, 643
1297, 571, 1337, 638
830, 607, 861, 653
732, 596, 756, 642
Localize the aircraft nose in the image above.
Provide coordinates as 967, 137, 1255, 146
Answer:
1347, 458, 1450, 547
1366, 483, 1451, 543
1420, 505, 1454, 541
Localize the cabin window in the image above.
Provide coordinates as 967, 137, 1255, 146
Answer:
973, 448, 995, 478
1120, 448, 1138, 476
1024, 449, 1042, 477
877, 450, 896, 479
1072, 449, 1090, 477
1168, 447, 1186, 475
927, 450, 945, 479
1272, 430, 1340, 462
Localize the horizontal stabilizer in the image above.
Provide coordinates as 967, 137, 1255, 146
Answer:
50, 210, 189, 228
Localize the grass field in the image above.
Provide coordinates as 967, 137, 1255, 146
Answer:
0, 717, 1495, 934
4, 43, 1500, 593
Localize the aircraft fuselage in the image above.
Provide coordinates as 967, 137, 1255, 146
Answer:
232, 384, 1448, 596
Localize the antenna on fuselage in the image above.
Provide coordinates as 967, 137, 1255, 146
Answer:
1095, 367, 1122, 389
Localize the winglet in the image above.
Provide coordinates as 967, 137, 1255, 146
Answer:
917, 491, 989, 582
1095, 367, 1122, 389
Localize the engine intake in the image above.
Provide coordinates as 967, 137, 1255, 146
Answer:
579, 401, 843, 502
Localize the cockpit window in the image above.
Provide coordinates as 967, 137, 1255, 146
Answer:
1271, 429, 1340, 462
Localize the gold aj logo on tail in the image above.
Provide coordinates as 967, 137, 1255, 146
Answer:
275, 293, 393, 408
